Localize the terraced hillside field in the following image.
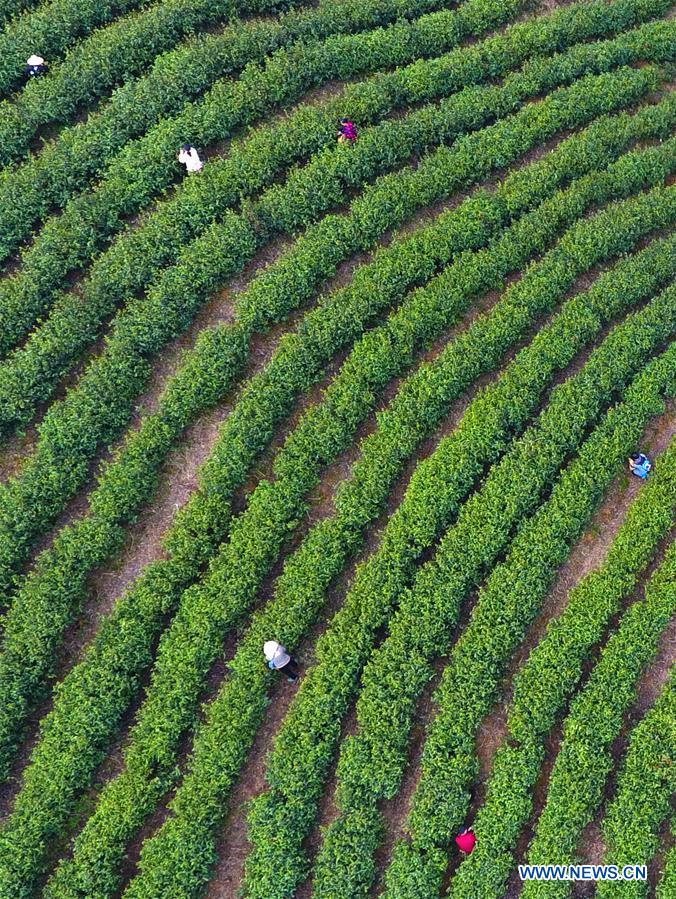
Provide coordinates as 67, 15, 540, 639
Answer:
0, 0, 673, 896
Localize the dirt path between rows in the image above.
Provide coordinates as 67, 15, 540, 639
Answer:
576, 600, 676, 889
649, 817, 674, 895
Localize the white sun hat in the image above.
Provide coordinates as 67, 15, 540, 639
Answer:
27, 55, 45, 66
263, 640, 281, 661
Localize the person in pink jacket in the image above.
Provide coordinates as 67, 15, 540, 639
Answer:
455, 827, 476, 854
338, 117, 358, 144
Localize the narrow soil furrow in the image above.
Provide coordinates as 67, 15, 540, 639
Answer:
294, 706, 361, 899
631, 609, 676, 720
0, 428, 37, 485
574, 612, 676, 895
200, 675, 307, 899
649, 817, 674, 894
505, 724, 564, 899
368, 653, 449, 896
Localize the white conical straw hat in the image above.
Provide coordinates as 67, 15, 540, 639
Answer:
263, 640, 280, 660
27, 55, 44, 65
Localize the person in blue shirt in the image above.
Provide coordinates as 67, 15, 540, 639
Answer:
628, 452, 651, 479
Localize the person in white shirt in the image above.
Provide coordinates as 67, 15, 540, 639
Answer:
177, 143, 203, 173
263, 641, 299, 682
25, 55, 47, 77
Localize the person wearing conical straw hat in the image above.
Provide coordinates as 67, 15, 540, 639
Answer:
263, 640, 300, 683
25, 54, 47, 77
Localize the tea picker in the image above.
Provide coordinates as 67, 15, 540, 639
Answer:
25, 55, 47, 77
177, 143, 204, 173
628, 452, 651, 479
455, 827, 476, 854
338, 117, 358, 144
263, 640, 300, 682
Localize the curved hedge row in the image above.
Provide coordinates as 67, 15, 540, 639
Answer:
41, 139, 676, 899
0, 0, 41, 30
3, 143, 672, 899
1, 19, 670, 415
597, 673, 675, 898
0, 0, 526, 267
0, 0, 451, 166
448, 440, 676, 899
0, 102, 664, 811
520, 541, 676, 899
312, 279, 676, 899
239, 185, 676, 899
0, 0, 154, 98
0, 67, 656, 606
